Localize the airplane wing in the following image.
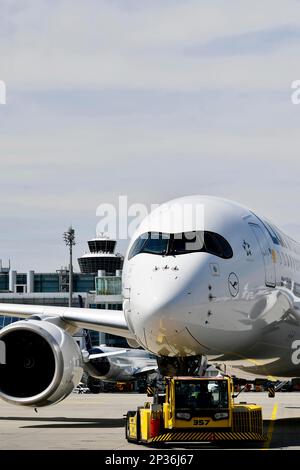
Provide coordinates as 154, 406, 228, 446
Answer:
87, 349, 129, 360
133, 365, 158, 376
0, 303, 133, 339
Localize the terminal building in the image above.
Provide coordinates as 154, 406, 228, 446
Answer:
0, 235, 126, 347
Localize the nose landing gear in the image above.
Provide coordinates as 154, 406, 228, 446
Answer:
157, 355, 207, 377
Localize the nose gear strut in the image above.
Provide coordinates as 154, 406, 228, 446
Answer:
157, 355, 207, 377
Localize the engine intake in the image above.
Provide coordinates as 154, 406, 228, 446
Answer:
0, 320, 83, 407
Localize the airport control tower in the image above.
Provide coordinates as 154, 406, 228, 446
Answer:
78, 234, 123, 275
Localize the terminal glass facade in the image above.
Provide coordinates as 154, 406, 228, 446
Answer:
34, 274, 60, 292
95, 276, 122, 295
0, 274, 9, 291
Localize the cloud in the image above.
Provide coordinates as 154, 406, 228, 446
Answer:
1, 1, 300, 92
0, 0, 300, 270
186, 27, 300, 57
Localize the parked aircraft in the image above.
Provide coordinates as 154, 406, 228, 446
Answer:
83, 344, 157, 383
1, 196, 300, 407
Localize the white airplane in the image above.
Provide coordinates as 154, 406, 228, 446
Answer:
83, 345, 157, 383
1, 195, 300, 408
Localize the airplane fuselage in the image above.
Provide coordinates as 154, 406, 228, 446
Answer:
122, 196, 300, 377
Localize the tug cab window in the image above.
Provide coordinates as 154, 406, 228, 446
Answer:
175, 380, 229, 411
128, 231, 233, 260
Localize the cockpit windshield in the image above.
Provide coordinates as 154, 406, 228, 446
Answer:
128, 231, 233, 260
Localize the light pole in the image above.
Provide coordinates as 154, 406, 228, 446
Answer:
63, 226, 76, 307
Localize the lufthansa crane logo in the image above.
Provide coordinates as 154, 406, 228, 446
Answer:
228, 272, 239, 297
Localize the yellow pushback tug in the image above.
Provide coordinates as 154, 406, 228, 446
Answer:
125, 376, 266, 444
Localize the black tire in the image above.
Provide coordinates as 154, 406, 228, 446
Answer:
125, 410, 139, 443
87, 376, 103, 394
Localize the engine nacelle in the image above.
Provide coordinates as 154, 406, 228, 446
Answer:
0, 320, 83, 407
84, 348, 131, 382
84, 348, 111, 379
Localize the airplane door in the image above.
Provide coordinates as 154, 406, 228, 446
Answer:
249, 223, 276, 287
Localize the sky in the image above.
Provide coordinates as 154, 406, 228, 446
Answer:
0, 0, 300, 271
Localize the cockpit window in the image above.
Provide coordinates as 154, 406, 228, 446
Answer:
140, 232, 169, 256
128, 231, 233, 260
170, 232, 204, 255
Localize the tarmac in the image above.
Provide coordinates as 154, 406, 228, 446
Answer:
1, 391, 300, 450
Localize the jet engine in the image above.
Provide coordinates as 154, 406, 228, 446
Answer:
84, 348, 111, 379
0, 319, 83, 407
84, 348, 127, 381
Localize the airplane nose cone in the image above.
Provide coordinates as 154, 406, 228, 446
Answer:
127, 255, 209, 356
